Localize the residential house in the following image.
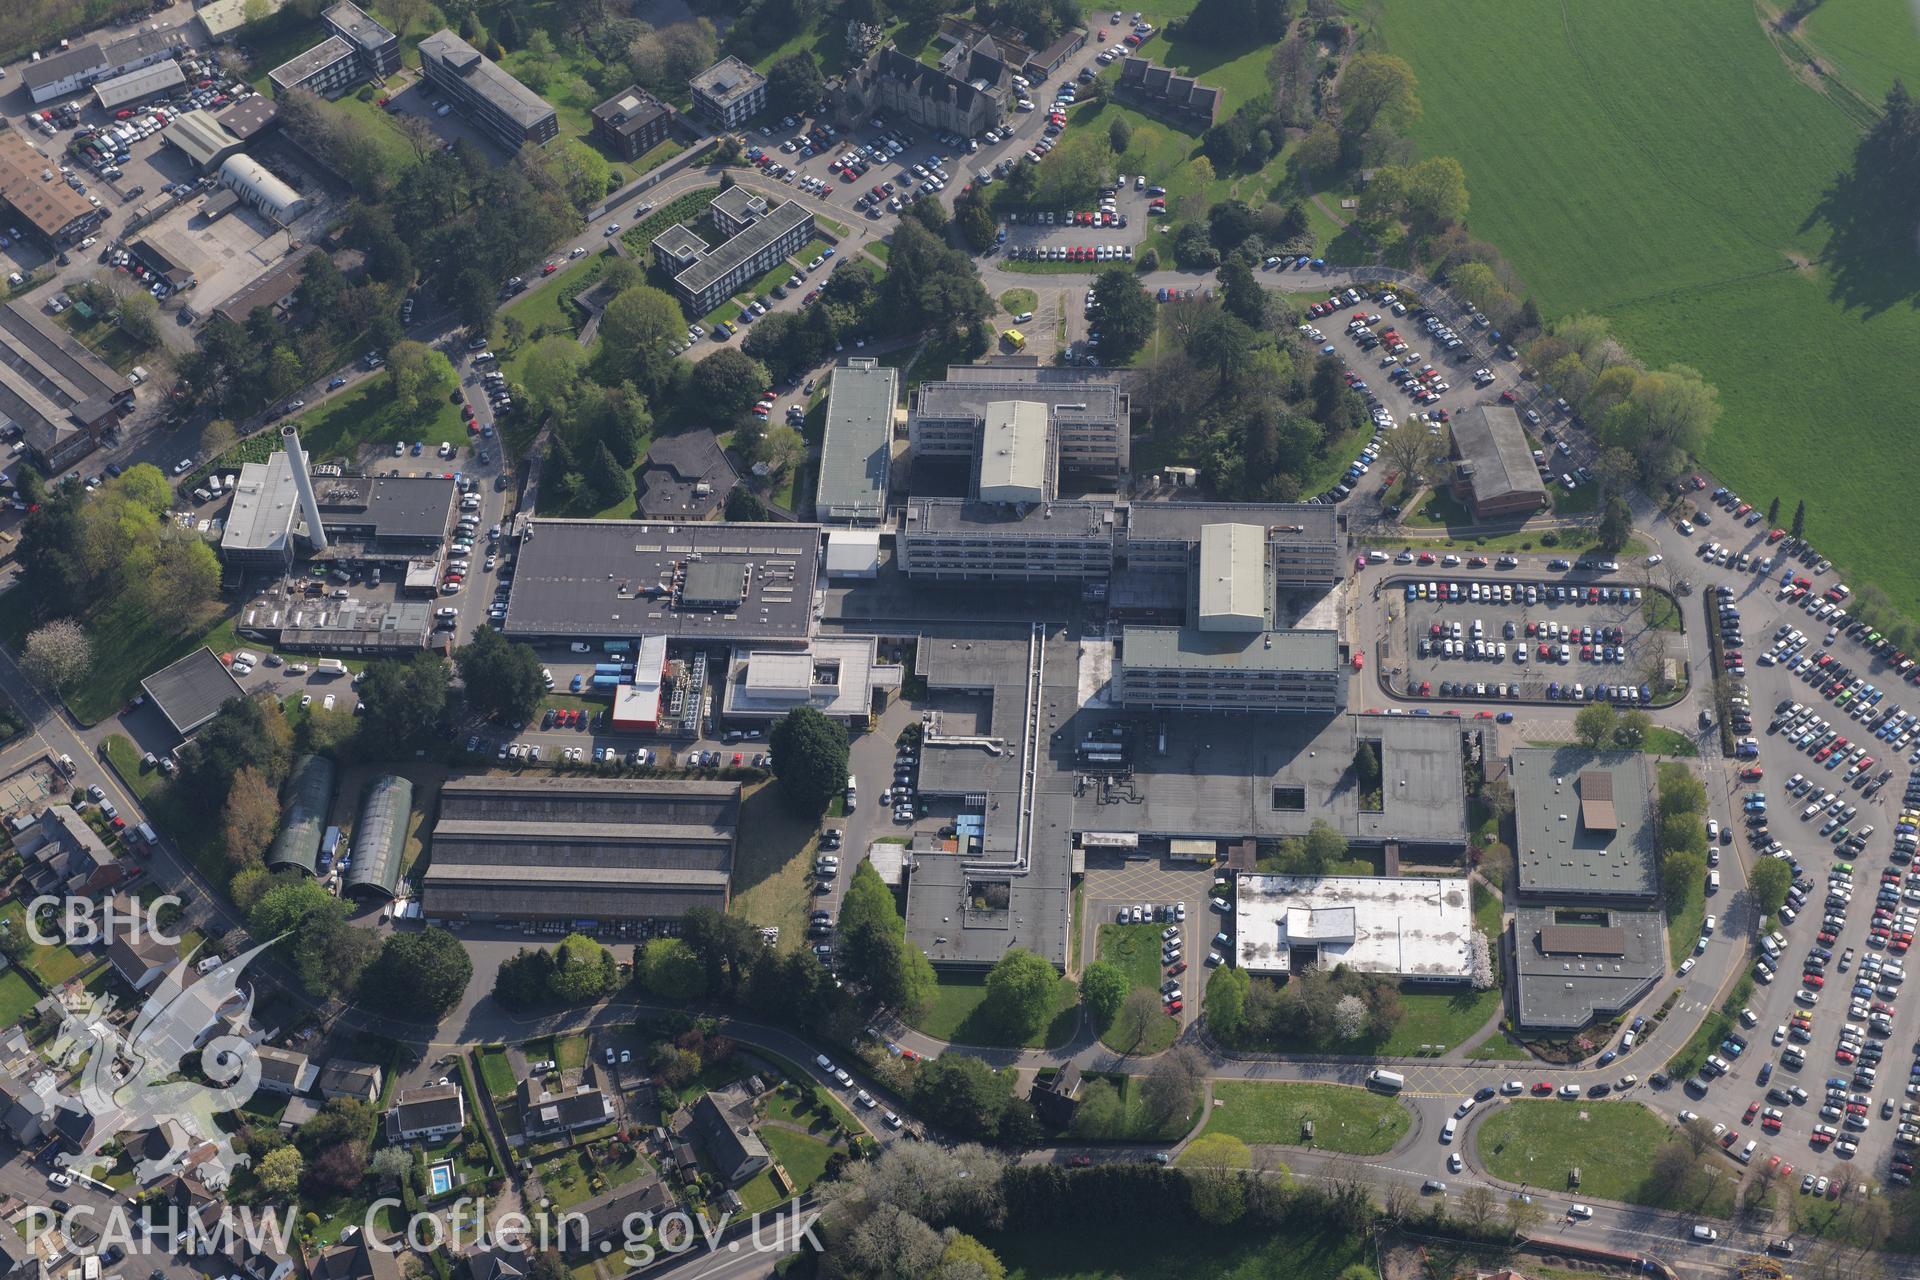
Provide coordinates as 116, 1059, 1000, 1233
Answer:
316, 1058, 383, 1103
16, 806, 121, 898
689, 1089, 770, 1187
255, 1046, 318, 1096
1114, 57, 1220, 132
385, 1084, 464, 1143
225, 1231, 295, 1280
1027, 1062, 1083, 1130
0, 1070, 58, 1145
568, 1178, 675, 1257
105, 914, 174, 992
311, 1235, 405, 1280
463, 1247, 527, 1280
520, 1067, 614, 1140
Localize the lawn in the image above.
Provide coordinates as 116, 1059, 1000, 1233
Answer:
101, 733, 165, 803
0, 588, 237, 728
552, 1033, 589, 1071
908, 972, 1081, 1050
999, 287, 1038, 316
1200, 1081, 1411, 1154
0, 968, 36, 1025
1094, 922, 1181, 1053
725, 782, 827, 953
329, 93, 424, 177
477, 1046, 516, 1099
1644, 726, 1699, 757
984, 1216, 1373, 1280
1468, 1032, 1534, 1060
1667, 870, 1706, 967
282, 377, 467, 462
1374, 0, 1920, 624
1379, 985, 1504, 1057
0, 899, 92, 988
760, 1124, 833, 1195
1474, 1100, 1735, 1214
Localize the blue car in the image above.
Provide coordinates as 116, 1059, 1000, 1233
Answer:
1495, 711, 1514, 723
1597, 1049, 1617, 1066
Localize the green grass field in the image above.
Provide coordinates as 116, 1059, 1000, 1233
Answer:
283, 377, 467, 461
909, 972, 1081, 1049
1475, 1100, 1735, 1214
101, 733, 165, 803
725, 783, 827, 954
0, 968, 36, 1025
0, 588, 239, 727
477, 1047, 516, 1098
1375, 0, 1920, 620
1201, 1081, 1411, 1154
1094, 923, 1180, 1053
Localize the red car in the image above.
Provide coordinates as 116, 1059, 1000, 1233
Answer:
1167, 961, 1187, 976
1069, 1155, 1093, 1167
1532, 1082, 1554, 1095
732, 752, 744, 766
1744, 1101, 1760, 1123
541, 262, 559, 275
1739, 767, 1764, 780
1166, 999, 1182, 1014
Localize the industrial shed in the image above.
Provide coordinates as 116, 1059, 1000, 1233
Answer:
266, 754, 336, 875
343, 774, 411, 901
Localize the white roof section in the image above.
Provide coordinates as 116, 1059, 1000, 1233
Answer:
1197, 522, 1266, 632
723, 636, 902, 722
1234, 873, 1473, 979
221, 454, 302, 554
613, 682, 661, 726
976, 399, 1048, 504
824, 529, 881, 578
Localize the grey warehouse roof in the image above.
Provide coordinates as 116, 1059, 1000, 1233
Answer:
816, 359, 897, 522
141, 647, 245, 736
504, 519, 820, 642
1510, 747, 1659, 901
1450, 404, 1547, 505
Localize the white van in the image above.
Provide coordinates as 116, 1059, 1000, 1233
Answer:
1692, 1224, 1719, 1242
1440, 1118, 1457, 1143
845, 776, 858, 810
1621, 1029, 1636, 1050
1367, 1069, 1406, 1092
1708, 868, 1722, 894
233, 650, 260, 667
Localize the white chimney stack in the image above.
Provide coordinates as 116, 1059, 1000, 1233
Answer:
282, 424, 328, 552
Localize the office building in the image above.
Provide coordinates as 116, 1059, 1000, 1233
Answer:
422, 777, 739, 926
910, 364, 1130, 481
1113, 625, 1345, 714
1510, 903, 1665, 1031
815, 358, 897, 525
269, 3, 399, 99
140, 647, 245, 738
844, 36, 1010, 138
590, 86, 675, 161
634, 429, 737, 519
221, 438, 455, 569
688, 56, 766, 129
1509, 747, 1659, 905
722, 637, 902, 725
1448, 404, 1548, 520
1233, 874, 1473, 980
418, 30, 557, 150
651, 188, 813, 315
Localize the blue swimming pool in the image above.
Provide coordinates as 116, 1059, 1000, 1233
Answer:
428, 1162, 454, 1195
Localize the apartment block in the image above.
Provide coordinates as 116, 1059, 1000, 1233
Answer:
418, 30, 557, 150
651, 190, 813, 315
688, 57, 766, 129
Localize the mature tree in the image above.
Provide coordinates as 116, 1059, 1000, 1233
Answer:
691, 348, 771, 418
935, 1230, 1005, 1280
1379, 427, 1437, 490
493, 947, 555, 1008
983, 948, 1060, 1040
1459, 1183, 1497, 1229
1661, 850, 1706, 908
1205, 964, 1251, 1039
1597, 494, 1635, 553
1573, 701, 1619, 748
1402, 155, 1469, 227
1091, 268, 1155, 362
1791, 499, 1806, 540
1069, 1077, 1124, 1138
1750, 857, 1792, 917
1108, 116, 1132, 153
548, 933, 620, 1003
726, 487, 768, 521
912, 1055, 1012, 1139
769, 706, 850, 816
1142, 1044, 1204, 1125
256, 1145, 304, 1197
21, 619, 91, 690
1217, 260, 1269, 328
1338, 53, 1421, 137
1294, 121, 1341, 173
520, 336, 588, 416
1110, 987, 1163, 1051
385, 340, 457, 419
454, 626, 547, 725
598, 284, 684, 365
1182, 1132, 1252, 1225
1658, 766, 1708, 819
357, 651, 449, 752
766, 50, 826, 115
639, 937, 708, 1000
1080, 961, 1129, 1029
1332, 993, 1369, 1040
359, 927, 472, 1020
953, 186, 997, 253
221, 767, 282, 871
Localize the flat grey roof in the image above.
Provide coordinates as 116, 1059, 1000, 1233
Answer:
315, 474, 455, 541
689, 56, 765, 108
816, 359, 897, 522
1451, 404, 1546, 505
94, 61, 185, 108
1121, 625, 1340, 672
223, 453, 300, 554
1510, 747, 1658, 900
593, 86, 672, 137
21, 43, 106, 93
904, 497, 1114, 537
324, 1, 396, 53
1075, 711, 1469, 847
418, 30, 554, 129
504, 519, 820, 642
270, 35, 356, 89
674, 200, 812, 297
141, 647, 245, 737
1126, 500, 1338, 545
916, 363, 1125, 422
1512, 904, 1665, 1030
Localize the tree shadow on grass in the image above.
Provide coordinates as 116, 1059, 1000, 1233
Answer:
730, 784, 816, 896
1802, 160, 1920, 319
